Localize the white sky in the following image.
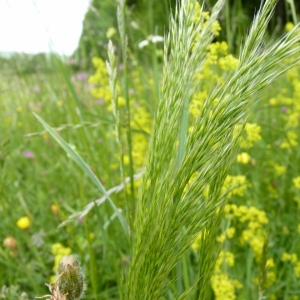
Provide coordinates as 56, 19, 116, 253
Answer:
0, 0, 91, 55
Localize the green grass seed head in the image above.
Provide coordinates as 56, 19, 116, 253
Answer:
56, 255, 85, 300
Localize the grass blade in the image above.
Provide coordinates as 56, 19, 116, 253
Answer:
33, 112, 129, 236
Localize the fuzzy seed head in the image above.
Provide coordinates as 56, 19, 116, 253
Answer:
56, 255, 85, 300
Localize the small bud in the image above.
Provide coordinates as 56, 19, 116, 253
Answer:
57, 255, 85, 300
3, 236, 17, 250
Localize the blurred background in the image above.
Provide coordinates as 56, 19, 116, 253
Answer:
1, 0, 299, 70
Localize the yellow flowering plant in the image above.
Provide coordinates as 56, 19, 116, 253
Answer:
16, 216, 30, 230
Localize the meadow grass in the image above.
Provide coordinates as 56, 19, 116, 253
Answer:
1, 0, 300, 299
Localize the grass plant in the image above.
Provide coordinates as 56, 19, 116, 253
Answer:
122, 0, 300, 298
1, 0, 300, 299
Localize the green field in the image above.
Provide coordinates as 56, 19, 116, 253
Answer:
1, 0, 300, 299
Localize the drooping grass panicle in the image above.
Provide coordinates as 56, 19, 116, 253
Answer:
124, 1, 227, 299
123, 0, 300, 299
141, 0, 226, 211
239, 0, 278, 63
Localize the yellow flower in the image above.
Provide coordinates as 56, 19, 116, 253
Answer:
280, 131, 298, 149
51, 204, 59, 215
294, 261, 300, 278
285, 22, 294, 32
266, 271, 276, 287
216, 234, 226, 243
226, 227, 235, 239
16, 216, 30, 230
266, 258, 275, 268
211, 20, 221, 36
281, 252, 292, 262
51, 243, 72, 272
237, 152, 251, 164
192, 232, 203, 252
89, 233, 95, 240
222, 175, 249, 198
293, 176, 300, 189
52, 243, 71, 256
235, 123, 262, 148
291, 253, 298, 264
106, 27, 117, 38
274, 164, 286, 176
269, 98, 277, 106
52, 243, 64, 255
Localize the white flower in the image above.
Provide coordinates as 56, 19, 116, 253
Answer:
138, 35, 164, 49
138, 40, 150, 49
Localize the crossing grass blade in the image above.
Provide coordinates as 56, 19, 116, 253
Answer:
34, 112, 129, 236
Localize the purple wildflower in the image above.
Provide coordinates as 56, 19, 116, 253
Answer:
68, 58, 76, 65
23, 151, 35, 159
77, 215, 84, 223
76, 72, 87, 81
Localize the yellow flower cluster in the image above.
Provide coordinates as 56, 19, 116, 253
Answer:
216, 227, 235, 243
222, 175, 249, 198
236, 152, 251, 164
225, 204, 268, 259
253, 257, 276, 289
264, 271, 277, 289
211, 273, 242, 300
293, 176, 300, 189
51, 243, 72, 272
89, 57, 113, 103
211, 251, 242, 300
281, 252, 300, 278
280, 131, 298, 149
129, 105, 152, 169
278, 66, 300, 149
235, 123, 262, 148
190, 2, 221, 40
89, 57, 152, 172
273, 163, 286, 176
189, 21, 238, 119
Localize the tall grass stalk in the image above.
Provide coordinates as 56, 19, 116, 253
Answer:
122, 0, 300, 298
118, 0, 136, 217
286, 0, 298, 24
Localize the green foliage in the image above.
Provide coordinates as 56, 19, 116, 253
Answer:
75, 0, 118, 67
75, 0, 300, 63
75, 0, 176, 66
